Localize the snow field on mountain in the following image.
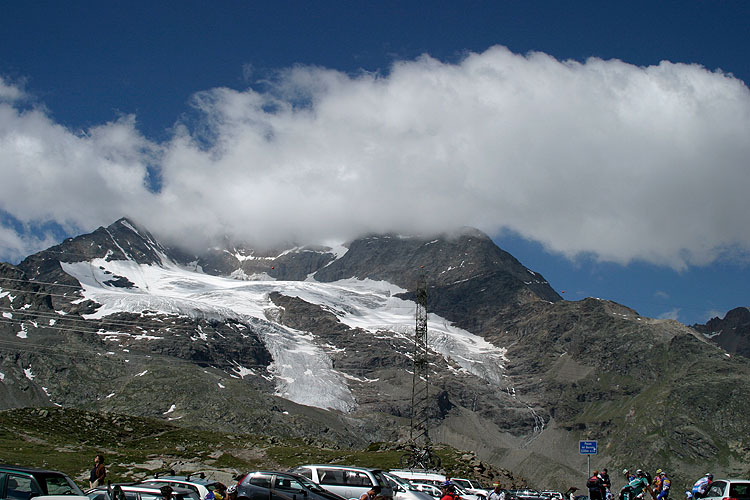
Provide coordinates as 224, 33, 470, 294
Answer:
61, 258, 508, 410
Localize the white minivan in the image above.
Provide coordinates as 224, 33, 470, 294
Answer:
291, 465, 393, 500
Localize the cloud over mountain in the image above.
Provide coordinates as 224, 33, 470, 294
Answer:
1, 46, 749, 267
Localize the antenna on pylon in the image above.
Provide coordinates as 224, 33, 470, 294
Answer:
400, 266, 441, 470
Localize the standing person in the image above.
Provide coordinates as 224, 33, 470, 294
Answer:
360, 486, 382, 500
600, 469, 612, 500
89, 455, 106, 488
656, 472, 670, 500
691, 474, 713, 499
652, 470, 663, 500
489, 483, 506, 500
588, 471, 604, 500
564, 487, 578, 500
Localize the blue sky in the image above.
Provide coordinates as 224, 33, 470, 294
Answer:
1, 1, 748, 325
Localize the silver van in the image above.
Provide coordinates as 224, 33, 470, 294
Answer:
290, 466, 393, 500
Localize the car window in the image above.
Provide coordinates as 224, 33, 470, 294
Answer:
141, 493, 165, 500
344, 471, 372, 487
371, 472, 389, 489
176, 484, 199, 495
87, 493, 110, 500
6, 474, 43, 500
274, 477, 304, 492
729, 483, 750, 500
295, 475, 324, 493
42, 475, 81, 495
249, 475, 272, 489
706, 483, 725, 498
294, 469, 312, 481
318, 469, 344, 486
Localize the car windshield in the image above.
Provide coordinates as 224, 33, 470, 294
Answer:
729, 483, 750, 500
296, 475, 325, 492
373, 472, 391, 489
39, 473, 85, 496
385, 475, 410, 488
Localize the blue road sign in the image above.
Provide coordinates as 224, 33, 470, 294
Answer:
580, 440, 598, 454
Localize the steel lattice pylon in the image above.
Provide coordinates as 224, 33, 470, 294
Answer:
400, 271, 441, 470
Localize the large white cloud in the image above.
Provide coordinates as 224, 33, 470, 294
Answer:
1, 47, 749, 268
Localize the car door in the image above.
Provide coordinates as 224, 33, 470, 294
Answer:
271, 475, 308, 500
245, 473, 274, 500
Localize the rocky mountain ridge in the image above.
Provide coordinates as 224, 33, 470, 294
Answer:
692, 307, 750, 358
2, 218, 750, 489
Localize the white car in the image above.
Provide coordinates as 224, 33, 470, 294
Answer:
388, 472, 445, 487
701, 479, 750, 500
290, 465, 393, 500
408, 483, 442, 499
383, 473, 434, 500
141, 474, 226, 500
406, 481, 478, 500
541, 492, 564, 500
451, 479, 489, 499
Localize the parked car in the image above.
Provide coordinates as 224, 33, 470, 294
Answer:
290, 465, 393, 500
237, 471, 345, 500
450, 479, 488, 499
141, 473, 226, 500
388, 472, 445, 487
404, 482, 477, 500
508, 490, 545, 500
86, 484, 199, 500
407, 483, 441, 499
0, 465, 88, 500
382, 473, 433, 500
701, 479, 750, 500
541, 493, 563, 500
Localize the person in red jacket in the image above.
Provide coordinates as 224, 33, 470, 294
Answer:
440, 481, 461, 500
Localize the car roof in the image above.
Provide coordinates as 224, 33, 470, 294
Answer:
91, 484, 195, 493
296, 465, 382, 472
144, 477, 218, 486
244, 471, 309, 479
0, 465, 68, 475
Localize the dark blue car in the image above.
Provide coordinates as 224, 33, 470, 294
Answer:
237, 471, 346, 500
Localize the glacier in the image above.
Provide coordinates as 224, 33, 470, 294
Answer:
60, 256, 508, 412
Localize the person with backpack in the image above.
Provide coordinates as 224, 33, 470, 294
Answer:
440, 481, 461, 500
619, 470, 656, 500
656, 471, 671, 500
588, 471, 604, 500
